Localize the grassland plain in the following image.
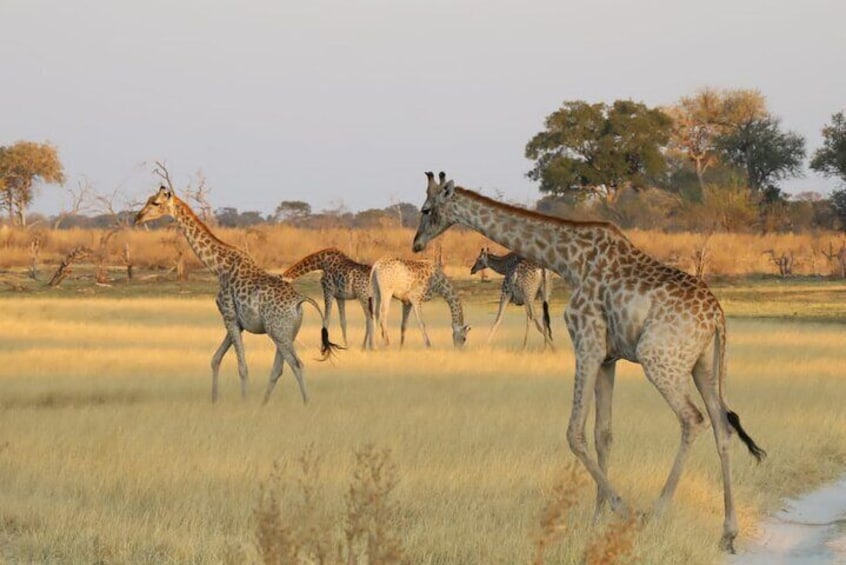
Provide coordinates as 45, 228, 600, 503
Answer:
0, 279, 844, 563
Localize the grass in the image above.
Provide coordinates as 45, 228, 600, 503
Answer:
0, 284, 844, 563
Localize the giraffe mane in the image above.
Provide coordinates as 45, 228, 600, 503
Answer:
454, 186, 625, 235
174, 197, 239, 252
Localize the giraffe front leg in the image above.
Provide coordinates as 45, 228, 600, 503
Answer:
226, 324, 249, 400
210, 333, 232, 403
567, 344, 626, 516
409, 301, 431, 348
593, 360, 616, 521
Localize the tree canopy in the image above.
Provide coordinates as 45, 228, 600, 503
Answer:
525, 100, 672, 202
0, 140, 65, 226
664, 88, 767, 193
810, 111, 846, 183
716, 116, 805, 196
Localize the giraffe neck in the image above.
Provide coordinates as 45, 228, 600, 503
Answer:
429, 271, 464, 327
449, 188, 613, 285
283, 248, 337, 279
483, 252, 522, 276
172, 198, 244, 276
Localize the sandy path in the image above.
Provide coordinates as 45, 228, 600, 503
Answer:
729, 476, 846, 564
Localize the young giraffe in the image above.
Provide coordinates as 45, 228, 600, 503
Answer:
282, 247, 375, 350
370, 257, 470, 348
135, 186, 340, 404
412, 172, 765, 552
470, 247, 554, 350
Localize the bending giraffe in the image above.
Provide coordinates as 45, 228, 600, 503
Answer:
412, 171, 764, 553
470, 247, 554, 350
282, 248, 375, 350
370, 257, 470, 348
135, 186, 340, 404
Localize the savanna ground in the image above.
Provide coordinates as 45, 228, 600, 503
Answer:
0, 272, 845, 564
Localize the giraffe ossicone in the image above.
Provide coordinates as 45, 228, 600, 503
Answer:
413, 171, 765, 553
135, 185, 341, 404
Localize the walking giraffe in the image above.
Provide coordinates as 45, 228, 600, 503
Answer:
135, 186, 340, 404
412, 172, 764, 552
470, 247, 554, 350
370, 257, 470, 348
283, 247, 375, 350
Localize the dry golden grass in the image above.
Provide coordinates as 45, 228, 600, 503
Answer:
0, 293, 844, 563
4, 224, 846, 279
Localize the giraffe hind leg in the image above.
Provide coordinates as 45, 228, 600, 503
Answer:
639, 352, 708, 516
692, 354, 740, 553
262, 348, 285, 405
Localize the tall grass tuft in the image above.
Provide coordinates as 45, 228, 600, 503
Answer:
253, 444, 404, 565
532, 461, 587, 565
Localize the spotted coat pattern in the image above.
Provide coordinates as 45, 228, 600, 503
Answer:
283, 247, 374, 350
470, 247, 554, 349
411, 172, 765, 553
369, 257, 469, 348
135, 187, 337, 404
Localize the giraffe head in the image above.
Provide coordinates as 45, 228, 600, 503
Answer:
412, 171, 456, 253
470, 247, 491, 275
135, 186, 177, 225
452, 323, 471, 348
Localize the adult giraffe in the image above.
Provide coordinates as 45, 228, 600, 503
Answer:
411, 171, 765, 552
135, 186, 340, 404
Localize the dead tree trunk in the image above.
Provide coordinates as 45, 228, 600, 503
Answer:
48, 246, 90, 287
28, 236, 42, 280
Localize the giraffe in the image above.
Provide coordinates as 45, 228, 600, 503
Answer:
470, 246, 554, 350
282, 247, 375, 350
135, 186, 340, 404
412, 172, 765, 552
369, 257, 470, 348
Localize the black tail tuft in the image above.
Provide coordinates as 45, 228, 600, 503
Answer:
727, 411, 766, 463
319, 326, 344, 361
542, 300, 552, 341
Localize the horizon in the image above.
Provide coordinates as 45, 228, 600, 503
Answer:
3, 1, 844, 218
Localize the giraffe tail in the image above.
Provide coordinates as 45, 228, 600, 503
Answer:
714, 325, 766, 462
301, 295, 344, 360
541, 268, 552, 341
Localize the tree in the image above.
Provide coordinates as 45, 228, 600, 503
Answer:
830, 188, 846, 231
0, 141, 65, 226
665, 88, 767, 195
716, 116, 805, 195
273, 200, 312, 223
810, 111, 846, 183
525, 100, 672, 203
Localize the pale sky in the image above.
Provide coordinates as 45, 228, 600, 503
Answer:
2, 0, 844, 217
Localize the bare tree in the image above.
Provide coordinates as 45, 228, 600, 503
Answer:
764, 249, 794, 277
53, 178, 96, 229
183, 170, 214, 224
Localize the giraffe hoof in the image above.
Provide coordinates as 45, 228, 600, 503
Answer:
719, 533, 737, 554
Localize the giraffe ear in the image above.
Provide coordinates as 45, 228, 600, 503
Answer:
440, 180, 455, 200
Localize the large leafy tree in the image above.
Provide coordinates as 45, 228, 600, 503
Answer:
810, 111, 846, 182
0, 141, 65, 226
665, 88, 767, 194
716, 116, 805, 197
525, 100, 672, 203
